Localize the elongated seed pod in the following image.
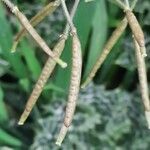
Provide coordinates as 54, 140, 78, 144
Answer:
12, 0, 60, 52
18, 0, 79, 125
18, 35, 66, 125
133, 37, 150, 128
125, 10, 147, 57
56, 33, 82, 146
81, 17, 128, 88
2, 0, 67, 68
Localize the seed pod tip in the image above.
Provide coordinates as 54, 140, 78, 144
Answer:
141, 47, 147, 58
56, 125, 68, 146
61, 62, 67, 68
145, 111, 150, 129
11, 41, 18, 53
18, 120, 24, 125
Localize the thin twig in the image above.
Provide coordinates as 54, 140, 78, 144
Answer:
124, 0, 130, 8
60, 0, 76, 33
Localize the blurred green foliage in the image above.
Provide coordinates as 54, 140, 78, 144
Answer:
0, 0, 150, 149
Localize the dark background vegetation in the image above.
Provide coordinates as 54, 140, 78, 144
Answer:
0, 0, 150, 149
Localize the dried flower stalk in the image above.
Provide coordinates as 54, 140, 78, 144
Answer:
12, 0, 61, 52
2, 0, 67, 68
133, 37, 150, 128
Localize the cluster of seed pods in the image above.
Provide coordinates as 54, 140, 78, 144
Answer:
82, 0, 150, 128
1, 0, 82, 145
1, 0, 150, 146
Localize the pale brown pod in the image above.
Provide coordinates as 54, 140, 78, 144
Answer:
56, 33, 82, 146
12, 0, 60, 52
15, 10, 67, 68
18, 35, 66, 125
2, 0, 67, 68
81, 17, 128, 88
133, 37, 150, 128
125, 10, 147, 57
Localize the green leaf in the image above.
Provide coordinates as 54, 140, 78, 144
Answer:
0, 129, 22, 147
0, 3, 27, 78
0, 86, 8, 122
83, 0, 108, 79
44, 82, 65, 94
20, 40, 41, 80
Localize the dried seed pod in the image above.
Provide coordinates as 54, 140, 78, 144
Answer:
18, 35, 66, 125
12, 0, 60, 52
133, 37, 150, 128
2, 0, 67, 68
81, 17, 128, 88
125, 10, 147, 57
56, 33, 82, 146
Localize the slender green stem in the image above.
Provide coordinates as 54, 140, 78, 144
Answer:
125, 0, 130, 8
60, 0, 77, 33
131, 0, 138, 9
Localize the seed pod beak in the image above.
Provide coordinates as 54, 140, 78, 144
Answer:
145, 111, 150, 129
141, 46, 147, 57
11, 41, 18, 53
55, 125, 68, 146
